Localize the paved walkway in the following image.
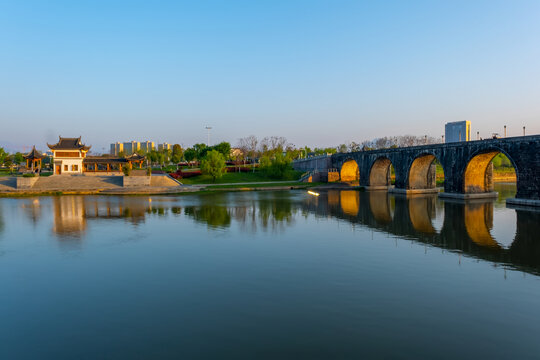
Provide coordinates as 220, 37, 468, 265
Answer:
0, 177, 16, 191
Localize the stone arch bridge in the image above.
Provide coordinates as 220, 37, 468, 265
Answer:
293, 135, 540, 206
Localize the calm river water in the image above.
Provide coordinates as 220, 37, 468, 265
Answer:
1, 184, 539, 359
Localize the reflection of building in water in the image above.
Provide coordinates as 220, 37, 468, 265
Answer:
53, 197, 87, 237
52, 196, 158, 238
21, 198, 43, 225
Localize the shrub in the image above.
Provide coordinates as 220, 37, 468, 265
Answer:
122, 165, 131, 176
22, 173, 36, 178
146, 167, 152, 176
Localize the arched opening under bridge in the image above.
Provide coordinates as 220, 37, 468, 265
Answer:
340, 159, 359, 183
369, 157, 394, 188
464, 151, 516, 194
407, 154, 444, 190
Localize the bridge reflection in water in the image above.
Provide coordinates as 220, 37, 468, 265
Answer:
33, 191, 540, 274
304, 190, 540, 275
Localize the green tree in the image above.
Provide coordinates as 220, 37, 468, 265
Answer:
212, 141, 231, 159
260, 153, 294, 179
0, 147, 7, 166
192, 143, 207, 159
200, 150, 226, 182
147, 150, 158, 166
184, 148, 197, 166
171, 144, 184, 164
4, 154, 13, 170
14, 152, 24, 165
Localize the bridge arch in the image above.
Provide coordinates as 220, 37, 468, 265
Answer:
407, 153, 443, 190
368, 157, 393, 187
463, 148, 517, 193
340, 159, 359, 182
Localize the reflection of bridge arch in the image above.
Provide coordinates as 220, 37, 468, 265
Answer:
368, 191, 393, 223
340, 190, 359, 216
340, 159, 359, 182
407, 153, 440, 190
463, 148, 517, 194
408, 196, 437, 234
302, 190, 540, 274
463, 202, 500, 248
369, 157, 392, 188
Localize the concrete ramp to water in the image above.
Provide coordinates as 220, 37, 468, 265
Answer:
150, 174, 181, 187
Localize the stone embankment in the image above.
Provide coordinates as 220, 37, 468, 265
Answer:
0, 174, 188, 195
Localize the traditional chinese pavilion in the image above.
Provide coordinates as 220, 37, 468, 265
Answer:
23, 146, 46, 172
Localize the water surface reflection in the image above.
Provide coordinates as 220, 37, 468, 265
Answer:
22, 188, 539, 275
2, 187, 540, 359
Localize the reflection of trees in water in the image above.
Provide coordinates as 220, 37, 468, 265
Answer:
257, 196, 294, 231
184, 206, 232, 228
183, 193, 296, 231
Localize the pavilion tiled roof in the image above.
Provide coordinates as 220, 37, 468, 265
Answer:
47, 136, 91, 151
23, 146, 46, 159
126, 153, 146, 161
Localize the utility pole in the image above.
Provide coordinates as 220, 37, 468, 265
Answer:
205, 126, 212, 146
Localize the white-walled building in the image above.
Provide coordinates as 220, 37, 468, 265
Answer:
48, 136, 91, 175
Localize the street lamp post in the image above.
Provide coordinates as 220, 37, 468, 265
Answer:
205, 126, 212, 147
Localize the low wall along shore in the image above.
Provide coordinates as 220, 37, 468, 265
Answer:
16, 177, 39, 189
122, 176, 151, 187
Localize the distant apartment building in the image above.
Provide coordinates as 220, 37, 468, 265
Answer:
122, 141, 140, 155
445, 121, 471, 143
110, 142, 123, 156
140, 141, 155, 153
158, 143, 172, 151
111, 141, 156, 155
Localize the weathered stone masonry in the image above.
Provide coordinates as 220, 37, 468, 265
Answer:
293, 135, 540, 201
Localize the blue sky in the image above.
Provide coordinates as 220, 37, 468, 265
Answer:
1, 0, 539, 152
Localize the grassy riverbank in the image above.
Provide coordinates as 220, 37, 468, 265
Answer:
179, 170, 302, 185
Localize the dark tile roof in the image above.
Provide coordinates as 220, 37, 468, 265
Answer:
47, 136, 91, 151
126, 153, 146, 161
23, 146, 46, 159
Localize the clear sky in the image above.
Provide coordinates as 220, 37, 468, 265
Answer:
1, 0, 539, 153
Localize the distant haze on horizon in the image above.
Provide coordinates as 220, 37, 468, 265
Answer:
1, 0, 539, 152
